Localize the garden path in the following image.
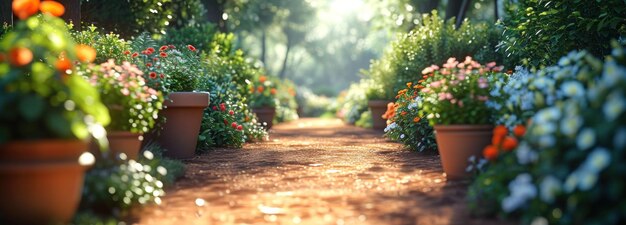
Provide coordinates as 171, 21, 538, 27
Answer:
131, 118, 507, 225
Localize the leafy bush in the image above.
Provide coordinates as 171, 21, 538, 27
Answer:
71, 25, 132, 64
384, 85, 437, 152
161, 23, 217, 53
274, 79, 299, 123
364, 10, 501, 101
498, 0, 626, 69
249, 75, 279, 108
297, 88, 333, 117
468, 43, 626, 225
81, 0, 174, 37
336, 79, 371, 125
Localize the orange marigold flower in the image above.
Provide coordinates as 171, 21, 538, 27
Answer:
75, 44, 96, 63
513, 125, 526, 137
13, 0, 40, 20
270, 88, 277, 95
259, 75, 267, 83
9, 47, 33, 66
483, 145, 499, 161
493, 125, 508, 138
502, 136, 518, 151
406, 82, 412, 88
413, 117, 420, 123
55, 57, 71, 72
257, 86, 264, 93
40, 0, 65, 17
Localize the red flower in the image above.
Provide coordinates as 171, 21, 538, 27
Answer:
219, 103, 226, 111
123, 50, 131, 55
153, 57, 158, 62
146, 47, 155, 53
229, 110, 234, 116
160, 74, 165, 79
237, 125, 243, 131
513, 125, 526, 137
9, 47, 33, 66
187, 45, 197, 52
146, 63, 152, 67
270, 88, 277, 95
159, 46, 168, 51
160, 52, 167, 57
502, 137, 518, 151
223, 119, 228, 125
483, 145, 499, 161
231, 122, 238, 129
149, 72, 157, 79
131, 52, 139, 58
168, 45, 176, 49
212, 106, 218, 111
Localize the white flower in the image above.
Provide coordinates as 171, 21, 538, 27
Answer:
400, 134, 405, 139
502, 173, 537, 212
564, 171, 578, 193
531, 217, 549, 225
603, 90, 625, 121
540, 176, 561, 203
560, 115, 583, 137
602, 59, 626, 85
535, 108, 561, 124
577, 170, 599, 191
582, 147, 611, 173
516, 142, 538, 165
538, 136, 556, 148
577, 128, 596, 150
561, 81, 585, 98
614, 127, 626, 149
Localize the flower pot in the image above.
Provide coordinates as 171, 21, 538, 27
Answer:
368, 100, 389, 130
158, 92, 209, 159
253, 106, 276, 129
433, 125, 493, 180
0, 140, 92, 225
108, 131, 142, 160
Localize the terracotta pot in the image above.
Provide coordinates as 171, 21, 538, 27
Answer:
434, 125, 493, 180
108, 131, 142, 160
158, 92, 209, 159
253, 106, 276, 129
0, 140, 92, 225
368, 100, 390, 130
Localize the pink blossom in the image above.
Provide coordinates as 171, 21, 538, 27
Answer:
486, 62, 497, 69
456, 73, 466, 81
457, 63, 465, 69
458, 100, 464, 107
464, 56, 472, 64
478, 77, 488, 89
430, 81, 442, 88
421, 67, 433, 75
421, 88, 431, 93
477, 95, 489, 101
121, 88, 130, 96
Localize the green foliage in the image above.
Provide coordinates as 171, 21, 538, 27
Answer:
0, 23, 10, 40
355, 110, 373, 128
167, 0, 209, 28
0, 15, 110, 144
336, 79, 371, 124
469, 43, 626, 224
499, 0, 626, 68
71, 25, 131, 64
161, 23, 217, 53
77, 61, 163, 133
274, 79, 299, 123
81, 0, 174, 38
297, 88, 333, 117
249, 75, 279, 108
130, 33, 203, 94
365, 11, 501, 101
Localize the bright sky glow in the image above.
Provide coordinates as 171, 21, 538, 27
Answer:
330, 0, 364, 14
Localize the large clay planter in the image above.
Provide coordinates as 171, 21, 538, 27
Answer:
0, 140, 92, 225
108, 131, 142, 160
158, 92, 209, 159
368, 100, 390, 130
434, 125, 493, 180
253, 106, 276, 129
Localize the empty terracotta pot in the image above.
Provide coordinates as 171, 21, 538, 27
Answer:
158, 92, 209, 159
433, 125, 493, 180
108, 131, 142, 160
368, 100, 389, 130
253, 106, 276, 129
0, 140, 92, 225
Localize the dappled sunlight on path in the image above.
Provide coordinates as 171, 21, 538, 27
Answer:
132, 118, 507, 225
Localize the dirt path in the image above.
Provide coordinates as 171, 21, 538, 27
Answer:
132, 118, 507, 225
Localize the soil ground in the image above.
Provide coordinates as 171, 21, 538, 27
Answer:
131, 118, 509, 225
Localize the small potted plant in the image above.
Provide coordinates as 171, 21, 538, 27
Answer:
0, 2, 110, 224
249, 75, 279, 129
130, 40, 209, 159
81, 60, 163, 159
365, 81, 395, 130
418, 57, 507, 179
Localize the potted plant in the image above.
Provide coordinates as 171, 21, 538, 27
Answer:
418, 57, 507, 179
81, 60, 163, 159
130, 40, 209, 159
0, 2, 110, 224
365, 80, 395, 130
249, 75, 278, 129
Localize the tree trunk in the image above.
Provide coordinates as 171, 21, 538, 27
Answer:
416, 0, 439, 14
445, 0, 463, 20
261, 30, 267, 65
455, 0, 472, 28
201, 0, 227, 32
279, 39, 292, 79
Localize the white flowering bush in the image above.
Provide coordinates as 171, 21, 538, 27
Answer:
468, 43, 626, 224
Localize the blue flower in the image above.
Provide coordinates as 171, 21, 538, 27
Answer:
561, 81, 585, 98
577, 128, 596, 150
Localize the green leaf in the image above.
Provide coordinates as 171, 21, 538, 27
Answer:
19, 94, 45, 121
46, 111, 72, 138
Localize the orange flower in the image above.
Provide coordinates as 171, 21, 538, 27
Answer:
493, 125, 507, 138
40, 0, 65, 17
382, 102, 396, 119
259, 75, 267, 83
9, 47, 33, 66
401, 111, 407, 116
13, 0, 40, 20
406, 82, 412, 88
502, 137, 518, 151
492, 134, 504, 146
270, 88, 277, 95
75, 44, 96, 63
257, 86, 264, 93
483, 145, 499, 161
249, 86, 254, 93
55, 57, 71, 72
413, 117, 420, 123
513, 125, 526, 137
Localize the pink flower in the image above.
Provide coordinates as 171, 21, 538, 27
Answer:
430, 81, 442, 88
421, 67, 433, 75
231, 122, 238, 129
486, 62, 497, 69
457, 63, 465, 69
477, 95, 489, 101
121, 88, 130, 96
237, 125, 243, 131
456, 73, 466, 81
229, 110, 234, 116
478, 77, 488, 89
458, 100, 464, 107
464, 56, 473, 64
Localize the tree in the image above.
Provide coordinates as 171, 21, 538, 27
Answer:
278, 0, 314, 79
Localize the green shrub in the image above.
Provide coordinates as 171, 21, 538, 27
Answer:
71, 25, 132, 64
81, 0, 174, 38
161, 23, 217, 53
499, 0, 626, 68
